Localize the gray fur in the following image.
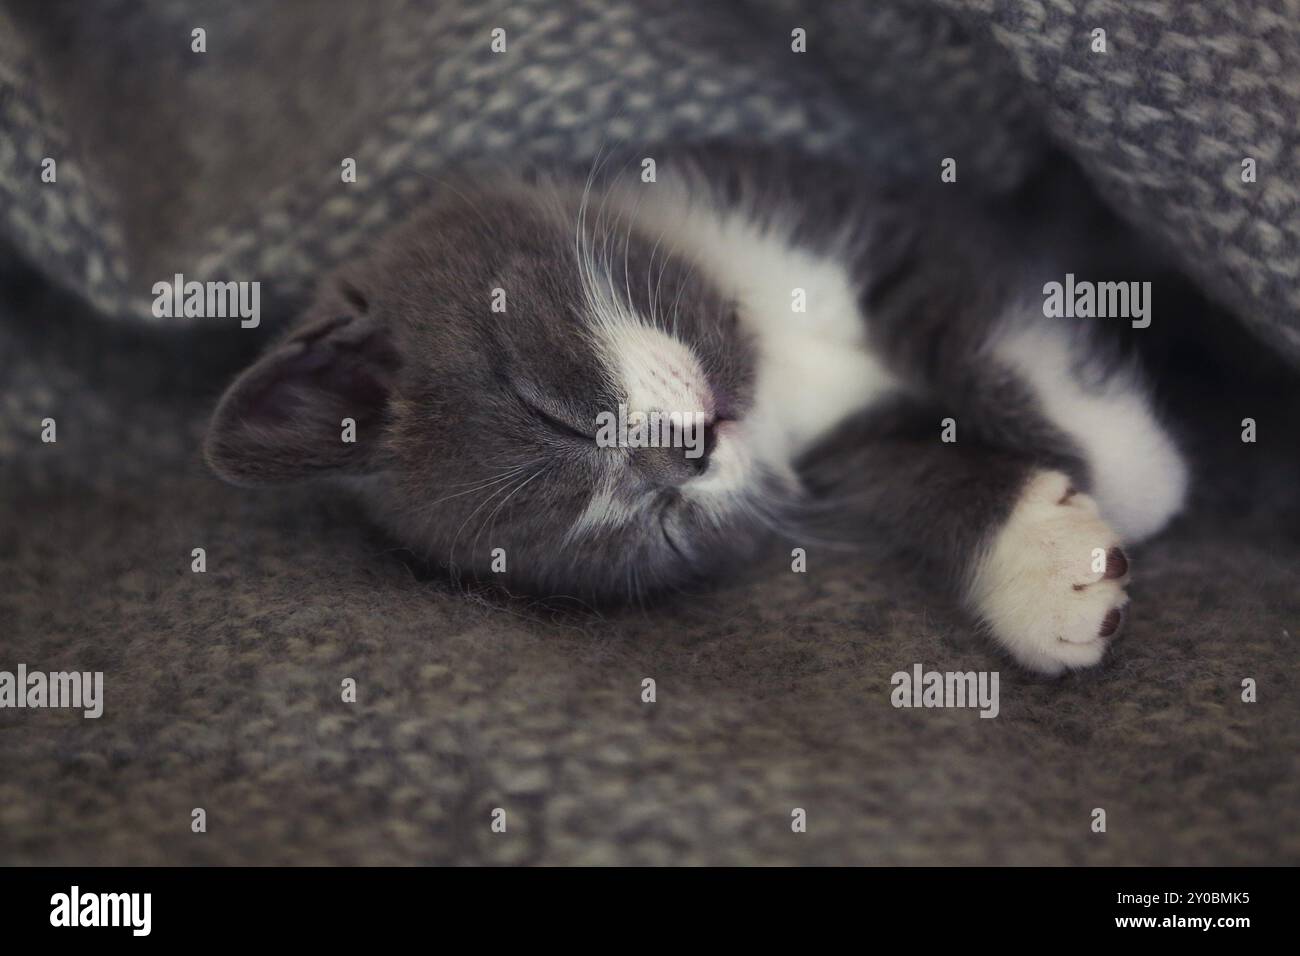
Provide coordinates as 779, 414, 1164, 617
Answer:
209, 167, 766, 600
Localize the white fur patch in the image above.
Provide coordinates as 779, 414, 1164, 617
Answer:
593, 319, 716, 420
730, 238, 898, 462
967, 470, 1129, 675
605, 177, 899, 497
564, 476, 639, 544
994, 319, 1188, 542
680, 419, 755, 521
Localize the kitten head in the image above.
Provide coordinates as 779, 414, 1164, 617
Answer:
206, 172, 787, 600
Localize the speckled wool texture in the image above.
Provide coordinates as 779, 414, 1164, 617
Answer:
1, 273, 1299, 865
2, 0, 1297, 360
933, 0, 1300, 360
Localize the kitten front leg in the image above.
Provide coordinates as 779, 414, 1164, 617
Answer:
801, 414, 1130, 675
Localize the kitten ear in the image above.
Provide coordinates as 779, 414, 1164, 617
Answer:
205, 286, 401, 486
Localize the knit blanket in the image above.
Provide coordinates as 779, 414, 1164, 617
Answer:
2, 0, 1297, 359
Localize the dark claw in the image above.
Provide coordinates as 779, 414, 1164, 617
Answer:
1104, 547, 1129, 580
1099, 607, 1124, 638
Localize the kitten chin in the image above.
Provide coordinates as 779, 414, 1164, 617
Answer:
348, 460, 785, 603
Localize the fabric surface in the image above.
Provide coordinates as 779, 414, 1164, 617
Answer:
2, 273, 1298, 865
2, 0, 1298, 865
2, 0, 1298, 358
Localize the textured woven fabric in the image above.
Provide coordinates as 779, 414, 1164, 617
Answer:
2, 0, 1296, 358
936, 0, 1300, 359
2, 272, 1298, 865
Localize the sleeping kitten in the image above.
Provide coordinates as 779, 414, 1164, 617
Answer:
205, 145, 1188, 675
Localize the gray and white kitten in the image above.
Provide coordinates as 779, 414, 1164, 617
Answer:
206, 146, 1188, 675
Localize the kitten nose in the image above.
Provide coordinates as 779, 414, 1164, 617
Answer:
636, 416, 717, 484
684, 419, 719, 473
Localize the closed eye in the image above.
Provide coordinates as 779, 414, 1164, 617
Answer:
518, 396, 594, 441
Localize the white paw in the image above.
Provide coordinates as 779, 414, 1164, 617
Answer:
967, 470, 1130, 676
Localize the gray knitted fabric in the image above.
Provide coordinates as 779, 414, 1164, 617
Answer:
2, 0, 1297, 358
2, 272, 1299, 865
934, 0, 1300, 359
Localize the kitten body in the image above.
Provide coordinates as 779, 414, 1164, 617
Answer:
207, 146, 1188, 674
